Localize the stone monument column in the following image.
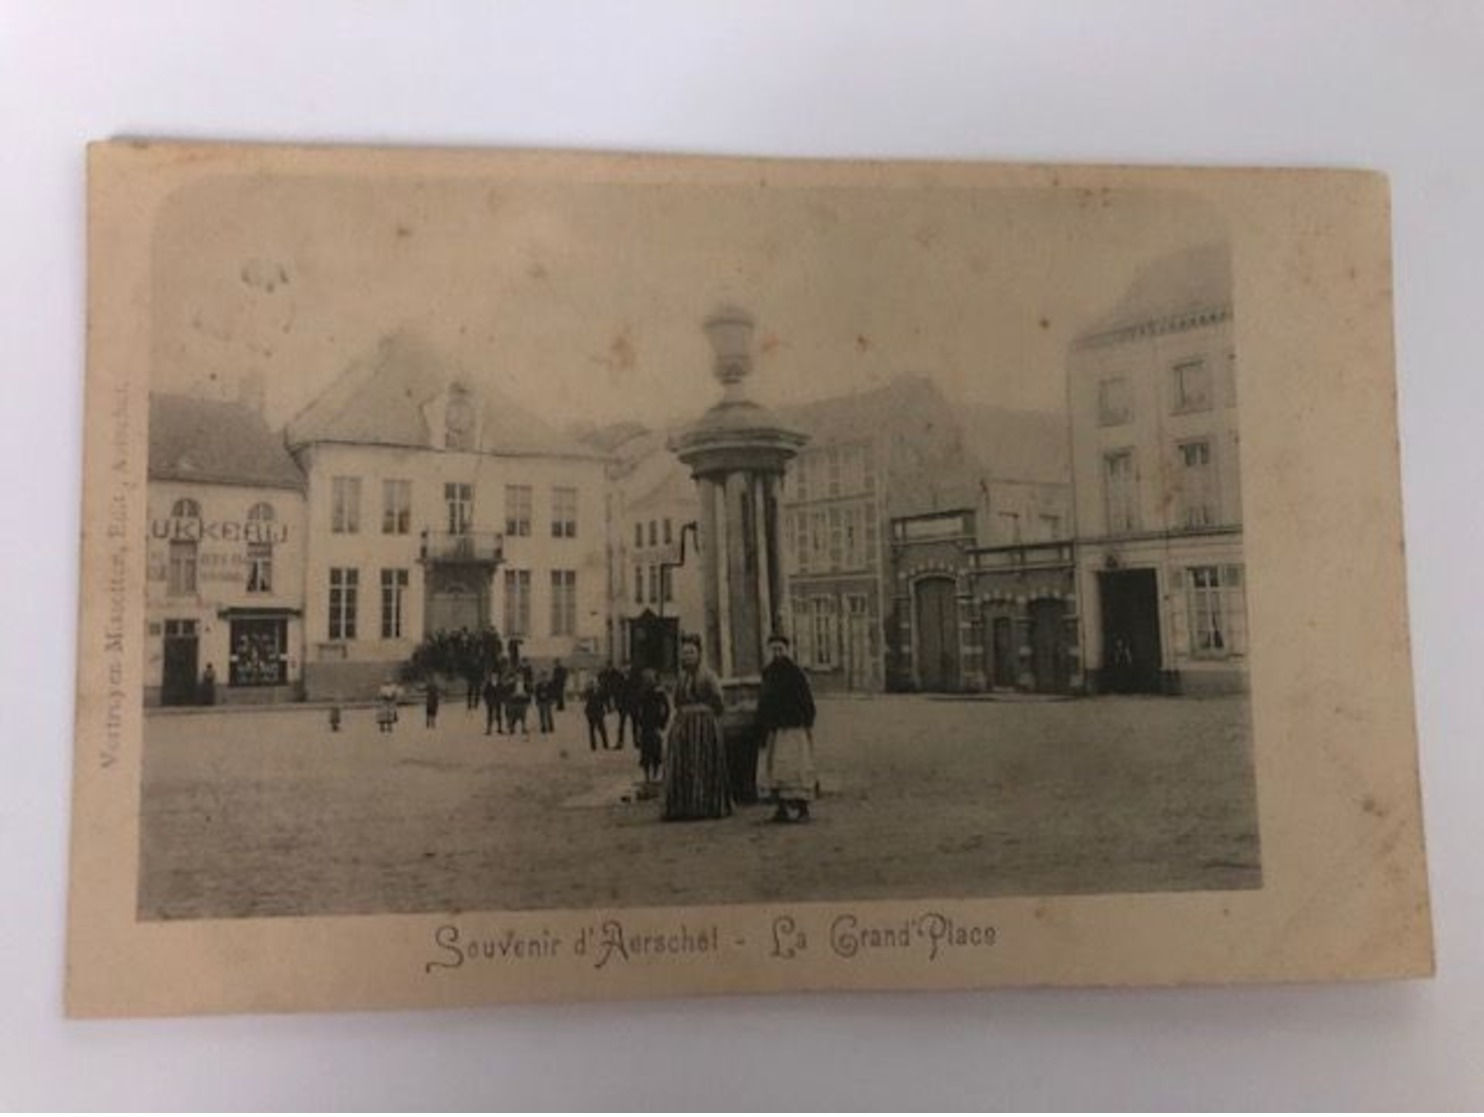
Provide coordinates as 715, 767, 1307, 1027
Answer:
669, 306, 808, 801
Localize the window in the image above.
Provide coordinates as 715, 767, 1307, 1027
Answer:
860, 446, 876, 494
382, 480, 411, 535
827, 447, 842, 498
551, 487, 578, 538
1171, 359, 1213, 413
1186, 565, 1246, 658
795, 455, 811, 503
997, 511, 1023, 545
550, 570, 577, 636
503, 569, 531, 636
789, 511, 808, 573
504, 485, 531, 537
380, 569, 408, 639
842, 504, 866, 569
171, 498, 201, 520
634, 522, 644, 548
329, 567, 358, 640
792, 597, 814, 666
1103, 450, 1139, 534
1039, 514, 1062, 540
167, 540, 197, 596
648, 520, 657, 547
663, 518, 673, 545
246, 542, 272, 594
647, 564, 659, 605
331, 476, 361, 534
809, 510, 829, 571
1098, 377, 1132, 426
661, 566, 674, 604
1178, 439, 1216, 528
229, 618, 286, 686
828, 507, 844, 569
445, 482, 473, 535
245, 502, 275, 593
811, 597, 837, 668
633, 564, 644, 605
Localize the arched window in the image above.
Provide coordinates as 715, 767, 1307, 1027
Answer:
171, 498, 201, 519
247, 502, 276, 522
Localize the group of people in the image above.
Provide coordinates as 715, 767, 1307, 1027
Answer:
582, 667, 671, 783
370, 659, 572, 736
658, 631, 819, 825
367, 637, 820, 825
478, 659, 569, 736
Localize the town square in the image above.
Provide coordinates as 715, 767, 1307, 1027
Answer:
139, 691, 1257, 919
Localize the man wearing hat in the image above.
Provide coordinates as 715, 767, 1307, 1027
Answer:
757, 631, 819, 823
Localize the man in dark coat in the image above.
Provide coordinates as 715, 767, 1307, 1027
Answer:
757, 633, 818, 822
583, 683, 610, 751
551, 659, 569, 712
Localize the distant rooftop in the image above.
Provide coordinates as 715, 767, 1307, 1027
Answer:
286, 331, 606, 460
149, 394, 304, 491
1080, 242, 1232, 339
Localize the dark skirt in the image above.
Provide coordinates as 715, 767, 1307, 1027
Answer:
662, 706, 731, 820
639, 728, 664, 772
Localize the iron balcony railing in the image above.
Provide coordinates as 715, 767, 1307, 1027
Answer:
419, 530, 504, 565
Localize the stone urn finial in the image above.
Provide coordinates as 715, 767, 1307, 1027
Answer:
702, 305, 756, 400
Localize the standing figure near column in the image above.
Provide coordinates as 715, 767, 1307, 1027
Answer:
662, 636, 730, 821
634, 668, 671, 781
758, 633, 818, 823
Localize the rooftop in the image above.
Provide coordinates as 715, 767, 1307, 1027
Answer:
149, 394, 304, 491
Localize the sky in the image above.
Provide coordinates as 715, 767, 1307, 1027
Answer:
149, 166, 1228, 429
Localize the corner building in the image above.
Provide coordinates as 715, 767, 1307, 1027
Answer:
145, 394, 308, 706
1068, 244, 1248, 695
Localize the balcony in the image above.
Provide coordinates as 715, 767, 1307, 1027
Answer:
419, 530, 504, 567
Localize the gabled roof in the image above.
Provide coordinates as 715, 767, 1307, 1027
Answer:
286, 332, 605, 460
774, 373, 940, 448
955, 402, 1069, 484
1081, 242, 1232, 338
149, 394, 304, 491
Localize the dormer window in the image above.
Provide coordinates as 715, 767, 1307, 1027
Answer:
445, 385, 476, 451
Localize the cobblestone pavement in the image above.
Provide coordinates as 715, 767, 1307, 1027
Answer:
138, 693, 1259, 919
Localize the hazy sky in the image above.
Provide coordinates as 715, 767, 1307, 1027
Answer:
150, 168, 1226, 428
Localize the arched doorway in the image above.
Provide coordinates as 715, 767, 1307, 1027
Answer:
1028, 597, 1069, 693
914, 576, 960, 691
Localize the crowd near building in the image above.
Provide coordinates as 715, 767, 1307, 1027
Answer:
144, 244, 1246, 706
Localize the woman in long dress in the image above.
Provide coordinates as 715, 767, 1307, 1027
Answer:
662, 636, 730, 821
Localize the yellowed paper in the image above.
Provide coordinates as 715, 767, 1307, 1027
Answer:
68, 141, 1430, 1017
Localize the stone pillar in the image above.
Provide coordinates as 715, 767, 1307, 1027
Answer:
668, 306, 809, 803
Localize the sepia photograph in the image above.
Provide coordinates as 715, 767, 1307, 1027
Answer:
67, 142, 1428, 1016
135, 166, 1257, 920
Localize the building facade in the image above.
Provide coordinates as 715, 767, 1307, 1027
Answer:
287, 335, 610, 699
598, 425, 706, 676
888, 485, 1077, 696
1068, 244, 1247, 695
145, 394, 307, 706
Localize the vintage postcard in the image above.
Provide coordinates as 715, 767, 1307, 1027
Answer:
68, 142, 1431, 1016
